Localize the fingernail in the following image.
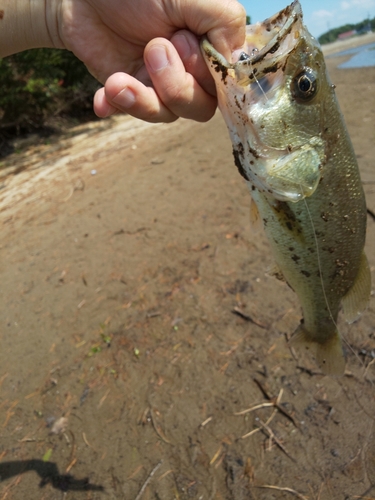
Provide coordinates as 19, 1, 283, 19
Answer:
147, 45, 169, 73
112, 87, 136, 109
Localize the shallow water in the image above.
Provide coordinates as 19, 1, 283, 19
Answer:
328, 40, 375, 68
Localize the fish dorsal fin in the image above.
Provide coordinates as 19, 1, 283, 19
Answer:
249, 197, 262, 232
342, 251, 372, 324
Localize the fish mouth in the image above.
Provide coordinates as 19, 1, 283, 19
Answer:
201, 1, 302, 83
201, 1, 324, 203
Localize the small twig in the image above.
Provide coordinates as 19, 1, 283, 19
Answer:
150, 408, 171, 444
134, 461, 163, 500
241, 407, 278, 439
209, 445, 223, 466
231, 306, 268, 328
364, 358, 375, 380
258, 420, 296, 462
113, 227, 149, 236
234, 401, 275, 416
254, 484, 308, 500
200, 416, 213, 427
253, 379, 299, 428
82, 432, 94, 449
367, 208, 375, 221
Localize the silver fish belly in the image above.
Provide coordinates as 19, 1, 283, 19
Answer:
201, 0, 371, 374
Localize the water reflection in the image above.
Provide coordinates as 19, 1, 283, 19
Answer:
327, 41, 375, 68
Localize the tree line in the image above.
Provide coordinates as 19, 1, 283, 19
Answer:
318, 16, 375, 45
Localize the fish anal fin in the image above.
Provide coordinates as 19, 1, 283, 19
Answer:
342, 251, 372, 324
249, 197, 262, 233
290, 323, 345, 376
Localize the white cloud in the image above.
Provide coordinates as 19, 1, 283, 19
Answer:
341, 0, 375, 8
312, 9, 335, 18
341, 1, 351, 9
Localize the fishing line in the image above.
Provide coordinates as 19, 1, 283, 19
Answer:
301, 189, 365, 372
300, 190, 337, 330
249, 58, 269, 102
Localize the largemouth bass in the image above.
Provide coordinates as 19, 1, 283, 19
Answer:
201, 0, 371, 374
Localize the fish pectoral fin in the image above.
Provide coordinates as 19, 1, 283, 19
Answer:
290, 324, 346, 376
249, 197, 263, 233
341, 251, 372, 324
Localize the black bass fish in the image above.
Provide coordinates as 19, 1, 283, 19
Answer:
201, 0, 371, 374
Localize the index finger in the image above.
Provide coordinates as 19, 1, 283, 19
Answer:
166, 0, 246, 59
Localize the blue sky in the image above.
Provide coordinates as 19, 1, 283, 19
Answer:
239, 0, 375, 37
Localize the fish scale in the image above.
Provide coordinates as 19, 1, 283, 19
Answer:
201, 0, 371, 374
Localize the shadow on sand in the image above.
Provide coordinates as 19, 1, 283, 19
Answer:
0, 459, 104, 492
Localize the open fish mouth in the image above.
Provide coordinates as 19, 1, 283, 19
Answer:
202, 1, 301, 84
201, 1, 326, 203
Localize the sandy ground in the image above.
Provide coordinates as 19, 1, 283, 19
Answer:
0, 37, 374, 500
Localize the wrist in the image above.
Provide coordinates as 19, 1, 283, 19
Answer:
0, 0, 63, 58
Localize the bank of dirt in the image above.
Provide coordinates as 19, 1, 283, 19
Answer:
0, 40, 374, 500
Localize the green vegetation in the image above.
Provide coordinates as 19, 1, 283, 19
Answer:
0, 48, 99, 131
318, 17, 374, 45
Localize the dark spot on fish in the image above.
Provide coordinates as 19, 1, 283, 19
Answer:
0, 10, 4, 19
263, 64, 279, 74
284, 209, 296, 222
251, 185, 255, 191
263, 218, 268, 226
242, 94, 246, 104
234, 95, 242, 110
212, 60, 228, 82
301, 270, 311, 277
265, 23, 272, 32
237, 142, 245, 157
247, 142, 260, 159
292, 254, 300, 262
250, 160, 254, 165
289, 247, 294, 251
322, 246, 335, 253
286, 221, 293, 231
245, 68, 257, 82
269, 42, 280, 54
232, 147, 249, 181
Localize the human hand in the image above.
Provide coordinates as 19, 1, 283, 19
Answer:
58, 0, 246, 123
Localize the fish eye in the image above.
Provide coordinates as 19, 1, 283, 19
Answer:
292, 68, 318, 102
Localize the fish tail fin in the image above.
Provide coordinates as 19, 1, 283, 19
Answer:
290, 324, 346, 376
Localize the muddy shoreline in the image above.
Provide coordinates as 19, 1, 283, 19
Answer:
0, 36, 374, 500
